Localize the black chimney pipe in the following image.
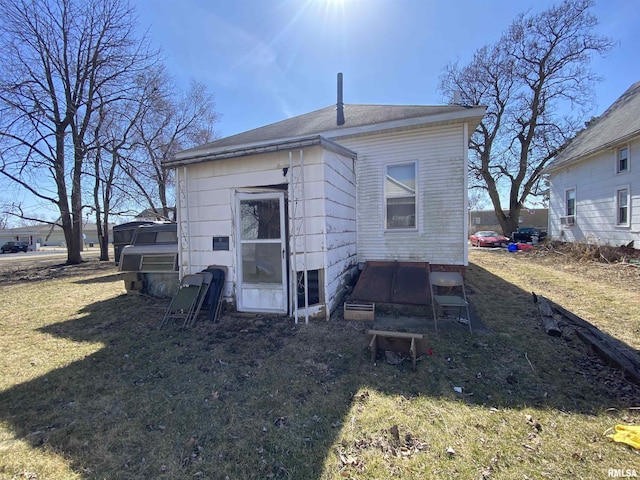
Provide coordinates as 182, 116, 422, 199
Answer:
336, 72, 345, 126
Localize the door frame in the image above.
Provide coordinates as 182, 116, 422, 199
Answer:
235, 191, 288, 313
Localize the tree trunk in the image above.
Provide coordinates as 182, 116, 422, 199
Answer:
100, 219, 110, 261
67, 146, 85, 265
498, 212, 520, 240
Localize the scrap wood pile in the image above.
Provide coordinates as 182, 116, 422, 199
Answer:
532, 292, 640, 386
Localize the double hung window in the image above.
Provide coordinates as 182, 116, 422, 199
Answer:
385, 162, 416, 230
616, 188, 629, 226
565, 188, 576, 216
617, 146, 629, 174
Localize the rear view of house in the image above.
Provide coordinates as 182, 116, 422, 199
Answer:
163, 77, 485, 320
545, 81, 640, 248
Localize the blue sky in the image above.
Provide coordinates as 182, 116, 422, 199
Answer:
133, 0, 640, 139
3, 0, 639, 224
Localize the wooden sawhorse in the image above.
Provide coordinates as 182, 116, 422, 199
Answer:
366, 330, 426, 371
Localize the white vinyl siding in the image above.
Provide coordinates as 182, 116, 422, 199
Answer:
175, 145, 356, 317
321, 151, 357, 314
338, 124, 468, 266
176, 150, 293, 301
548, 137, 640, 247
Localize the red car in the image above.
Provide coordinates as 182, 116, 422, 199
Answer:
470, 231, 509, 248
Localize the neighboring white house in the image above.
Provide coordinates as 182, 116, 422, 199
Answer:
163, 85, 485, 320
545, 81, 640, 249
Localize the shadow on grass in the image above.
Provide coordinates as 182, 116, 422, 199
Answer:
73, 272, 126, 284
0, 258, 115, 285
0, 262, 638, 479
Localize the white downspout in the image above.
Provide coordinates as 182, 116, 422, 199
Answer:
300, 149, 309, 324
289, 151, 298, 324
183, 166, 192, 274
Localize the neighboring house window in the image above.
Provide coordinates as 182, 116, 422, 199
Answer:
565, 188, 576, 216
385, 162, 416, 229
617, 146, 629, 174
473, 217, 481, 225
616, 188, 629, 225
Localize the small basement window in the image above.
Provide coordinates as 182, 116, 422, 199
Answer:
297, 269, 321, 307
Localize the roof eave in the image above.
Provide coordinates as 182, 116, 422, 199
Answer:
168, 105, 486, 167
164, 135, 357, 168
544, 128, 640, 174
321, 106, 486, 141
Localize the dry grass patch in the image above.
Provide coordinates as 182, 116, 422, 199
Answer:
469, 244, 640, 350
0, 255, 638, 479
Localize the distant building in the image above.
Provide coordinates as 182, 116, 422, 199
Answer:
469, 209, 548, 235
0, 223, 113, 247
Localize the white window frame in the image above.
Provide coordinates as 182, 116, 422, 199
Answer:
565, 187, 576, 217
616, 145, 629, 174
615, 186, 630, 227
384, 161, 418, 231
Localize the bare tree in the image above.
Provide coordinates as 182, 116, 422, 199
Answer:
0, 0, 157, 264
87, 91, 142, 261
85, 68, 218, 261
0, 199, 10, 229
122, 69, 218, 220
439, 0, 613, 236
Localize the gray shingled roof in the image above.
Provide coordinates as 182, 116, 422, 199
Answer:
170, 103, 485, 165
546, 81, 640, 172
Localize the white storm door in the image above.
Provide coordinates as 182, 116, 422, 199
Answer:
237, 192, 287, 313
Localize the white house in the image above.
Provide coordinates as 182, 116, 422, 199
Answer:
545, 81, 640, 249
163, 82, 485, 320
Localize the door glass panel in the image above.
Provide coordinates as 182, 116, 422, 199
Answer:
241, 243, 282, 284
240, 199, 281, 240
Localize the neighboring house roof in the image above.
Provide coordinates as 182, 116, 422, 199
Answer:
135, 208, 176, 221
546, 80, 640, 172
167, 103, 486, 167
